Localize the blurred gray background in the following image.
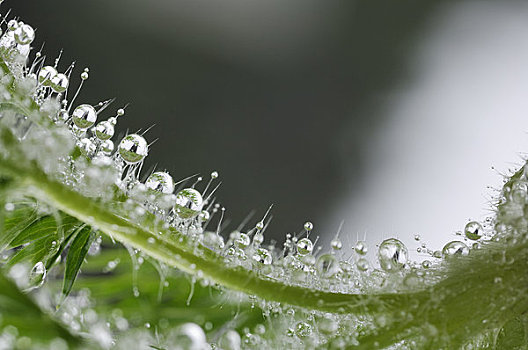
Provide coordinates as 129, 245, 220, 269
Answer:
11, 1, 528, 256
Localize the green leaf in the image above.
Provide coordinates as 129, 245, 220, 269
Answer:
496, 317, 528, 350
0, 202, 39, 250
9, 213, 79, 248
0, 270, 82, 347
7, 213, 82, 269
62, 225, 94, 297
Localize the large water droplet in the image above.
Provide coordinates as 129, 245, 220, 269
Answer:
252, 248, 272, 265
93, 121, 114, 140
442, 241, 469, 257
316, 253, 340, 277
296, 238, 313, 256
145, 172, 174, 194
174, 188, 203, 218
118, 134, 148, 164
72, 104, 97, 129
170, 323, 207, 350
38, 66, 57, 87
378, 238, 408, 273
14, 24, 34, 45
464, 221, 483, 240
29, 261, 46, 288
50, 73, 69, 93
219, 330, 241, 350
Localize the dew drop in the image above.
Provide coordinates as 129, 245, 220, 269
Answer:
50, 73, 69, 93
378, 238, 408, 273
118, 134, 148, 164
72, 104, 97, 129
316, 253, 340, 277
29, 261, 46, 288
93, 121, 114, 141
464, 221, 483, 240
331, 238, 342, 250
100, 139, 114, 155
252, 248, 272, 265
442, 241, 469, 257
296, 238, 313, 256
171, 323, 207, 350
354, 241, 368, 255
233, 231, 250, 248
38, 66, 57, 87
304, 221, 313, 232
295, 322, 312, 338
145, 172, 174, 194
220, 330, 241, 350
356, 258, 369, 272
13, 24, 34, 45
174, 188, 204, 218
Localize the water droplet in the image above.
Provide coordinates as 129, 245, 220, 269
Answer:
255, 221, 264, 230
80, 71, 89, 80
252, 248, 272, 265
100, 139, 114, 155
304, 221, 313, 231
211, 171, 219, 179
203, 231, 225, 250
145, 172, 174, 194
38, 66, 57, 87
356, 258, 369, 272
296, 238, 313, 256
77, 138, 96, 157
118, 134, 148, 164
72, 104, 97, 129
295, 322, 312, 338
354, 241, 368, 255
220, 330, 241, 350
331, 238, 342, 250
378, 238, 408, 273
13, 24, 34, 45
7, 20, 18, 31
316, 253, 340, 277
232, 231, 250, 248
29, 262, 46, 288
50, 73, 69, 93
464, 221, 483, 240
93, 121, 114, 140
171, 323, 207, 350
253, 232, 264, 245
198, 210, 210, 222
174, 188, 203, 218
403, 272, 421, 288
442, 241, 469, 257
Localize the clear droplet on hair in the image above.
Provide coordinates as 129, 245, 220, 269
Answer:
464, 221, 483, 240
442, 241, 469, 257
93, 121, 114, 140
51, 73, 69, 93
378, 238, 408, 273
38, 66, 57, 87
29, 261, 46, 288
100, 139, 114, 155
296, 238, 313, 256
118, 134, 148, 164
145, 171, 174, 194
72, 104, 97, 129
316, 253, 340, 277
252, 248, 272, 265
14, 24, 34, 45
174, 188, 203, 218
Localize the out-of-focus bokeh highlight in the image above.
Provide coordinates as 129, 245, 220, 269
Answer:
11, 1, 528, 256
